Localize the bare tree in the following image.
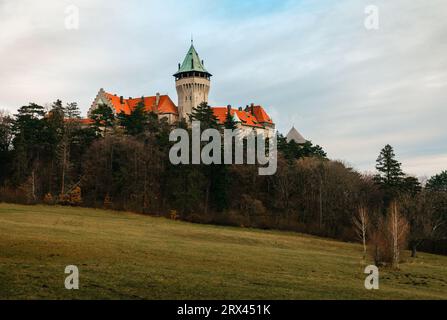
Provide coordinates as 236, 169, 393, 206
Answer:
58, 102, 80, 196
387, 202, 409, 268
401, 193, 446, 257
0, 109, 13, 151
353, 206, 369, 261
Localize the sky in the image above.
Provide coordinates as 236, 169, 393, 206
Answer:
1, 0, 446, 178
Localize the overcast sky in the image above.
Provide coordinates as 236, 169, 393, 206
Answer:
1, 0, 446, 178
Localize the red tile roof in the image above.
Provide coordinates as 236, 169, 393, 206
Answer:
212, 106, 271, 128
252, 105, 273, 124
92, 89, 273, 128
104, 92, 178, 115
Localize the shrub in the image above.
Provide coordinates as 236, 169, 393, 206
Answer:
368, 202, 409, 268
0, 187, 28, 204
43, 193, 54, 205
215, 210, 250, 227
70, 187, 82, 206
103, 194, 112, 209
169, 210, 178, 220
57, 187, 83, 206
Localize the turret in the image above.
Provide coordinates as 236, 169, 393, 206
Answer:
174, 41, 212, 120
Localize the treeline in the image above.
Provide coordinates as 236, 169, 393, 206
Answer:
0, 101, 446, 261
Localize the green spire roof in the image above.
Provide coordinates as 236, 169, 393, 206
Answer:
174, 42, 211, 76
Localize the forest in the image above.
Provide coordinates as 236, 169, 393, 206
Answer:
0, 100, 446, 265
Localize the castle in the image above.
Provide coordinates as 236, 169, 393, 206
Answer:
88, 42, 276, 137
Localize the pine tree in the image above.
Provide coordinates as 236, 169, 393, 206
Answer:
50, 99, 65, 117
216, 110, 238, 212
117, 98, 149, 136
57, 102, 82, 196
375, 145, 404, 186
190, 102, 227, 212
401, 176, 421, 196
224, 109, 237, 130
426, 170, 447, 192
375, 144, 405, 204
12, 103, 46, 184
0, 111, 13, 183
65, 102, 81, 119
277, 133, 327, 161
44, 100, 67, 196
190, 102, 219, 129
90, 103, 115, 136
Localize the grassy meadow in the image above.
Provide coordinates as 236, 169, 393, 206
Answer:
0, 203, 446, 300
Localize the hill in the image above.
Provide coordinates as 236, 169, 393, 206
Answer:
0, 203, 446, 299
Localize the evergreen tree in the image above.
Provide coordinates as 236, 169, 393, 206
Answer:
14, 103, 45, 122
277, 134, 327, 160
190, 102, 229, 212
146, 112, 160, 134
224, 109, 237, 130
44, 101, 68, 195
65, 102, 81, 119
276, 133, 288, 152
44, 100, 65, 152
90, 103, 115, 136
374, 144, 405, 203
426, 170, 447, 192
56, 102, 82, 196
401, 176, 422, 196
117, 98, 149, 136
50, 99, 64, 117
0, 111, 13, 184
375, 144, 404, 186
216, 108, 239, 212
190, 102, 219, 129
301, 141, 327, 159
12, 103, 46, 184
177, 117, 189, 130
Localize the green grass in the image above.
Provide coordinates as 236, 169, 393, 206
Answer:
0, 203, 446, 300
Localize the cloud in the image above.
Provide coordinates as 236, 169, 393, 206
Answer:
0, 0, 446, 177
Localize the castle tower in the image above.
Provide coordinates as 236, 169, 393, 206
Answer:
174, 41, 212, 120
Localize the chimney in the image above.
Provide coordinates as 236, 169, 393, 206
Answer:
238, 107, 242, 111
250, 103, 254, 115
227, 104, 231, 114
156, 92, 160, 106
120, 96, 124, 104
202, 60, 204, 66
178, 63, 181, 70
129, 97, 132, 100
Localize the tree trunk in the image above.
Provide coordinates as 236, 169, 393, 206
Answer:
411, 245, 417, 258
31, 169, 36, 201
362, 234, 367, 261
61, 143, 67, 196
319, 178, 323, 229
410, 240, 423, 258
374, 244, 380, 266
